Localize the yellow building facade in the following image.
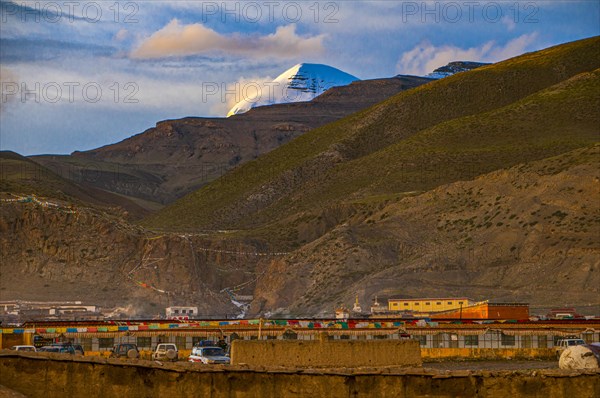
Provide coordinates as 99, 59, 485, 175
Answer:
388, 298, 473, 313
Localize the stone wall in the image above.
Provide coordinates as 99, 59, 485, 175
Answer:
1, 352, 600, 398
421, 348, 556, 360
230, 338, 422, 367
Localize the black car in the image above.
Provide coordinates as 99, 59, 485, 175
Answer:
110, 343, 140, 359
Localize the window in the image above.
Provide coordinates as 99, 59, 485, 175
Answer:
181, 309, 186, 314
448, 302, 452, 305
436, 302, 442, 305
538, 335, 548, 348
426, 302, 431, 306
282, 330, 298, 340
98, 338, 114, 349
192, 337, 204, 346
521, 335, 532, 348
137, 337, 151, 349
340, 335, 350, 340
80, 338, 92, 352
416, 335, 427, 346
449, 334, 458, 348
465, 335, 479, 346
174, 309, 179, 314
175, 336, 187, 349
415, 303, 419, 306
458, 301, 464, 305
501, 334, 515, 346
189, 310, 194, 314
432, 334, 444, 348
568, 339, 585, 346
404, 303, 409, 306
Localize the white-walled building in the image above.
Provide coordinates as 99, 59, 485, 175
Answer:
166, 306, 198, 319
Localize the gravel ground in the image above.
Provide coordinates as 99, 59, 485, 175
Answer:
423, 360, 558, 371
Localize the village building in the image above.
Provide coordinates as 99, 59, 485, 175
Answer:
388, 297, 474, 313
165, 306, 198, 319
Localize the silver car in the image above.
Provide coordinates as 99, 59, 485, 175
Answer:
188, 346, 230, 364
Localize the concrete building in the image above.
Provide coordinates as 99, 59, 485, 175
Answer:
165, 306, 198, 319
4, 319, 599, 359
388, 298, 474, 313
430, 302, 530, 320
0, 300, 101, 323
0, 301, 19, 314
385, 297, 529, 320
547, 308, 581, 319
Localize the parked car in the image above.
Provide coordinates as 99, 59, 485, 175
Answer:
10, 345, 36, 352
49, 342, 84, 355
71, 344, 85, 355
188, 346, 230, 364
58, 342, 84, 355
37, 345, 76, 354
151, 343, 178, 361
110, 343, 140, 359
554, 338, 586, 359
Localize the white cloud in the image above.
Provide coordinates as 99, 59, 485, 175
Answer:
131, 20, 325, 59
114, 29, 129, 42
396, 33, 540, 76
501, 16, 517, 32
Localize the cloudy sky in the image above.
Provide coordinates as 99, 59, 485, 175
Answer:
1, 0, 599, 155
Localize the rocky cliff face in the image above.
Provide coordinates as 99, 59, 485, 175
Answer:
0, 200, 268, 317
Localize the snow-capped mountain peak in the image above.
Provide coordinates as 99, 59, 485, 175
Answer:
227, 63, 359, 117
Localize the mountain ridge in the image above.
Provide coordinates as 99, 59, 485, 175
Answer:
143, 36, 600, 239
426, 61, 491, 79
32, 75, 431, 205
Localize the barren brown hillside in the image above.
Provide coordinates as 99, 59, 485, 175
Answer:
251, 145, 600, 316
